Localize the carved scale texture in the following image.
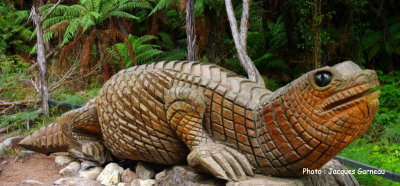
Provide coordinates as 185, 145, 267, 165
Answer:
96, 61, 273, 166
18, 60, 379, 178
21, 122, 68, 154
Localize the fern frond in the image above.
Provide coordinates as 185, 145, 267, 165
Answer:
29, 44, 38, 55
42, 4, 85, 18
136, 49, 163, 64
14, 10, 29, 24
18, 29, 33, 41
43, 30, 53, 43
149, 0, 177, 16
29, 30, 37, 41
117, 1, 152, 11
158, 32, 174, 49
135, 44, 161, 53
61, 20, 80, 46
80, 14, 96, 32
46, 21, 68, 38
42, 16, 76, 29
97, 0, 115, 15
132, 35, 158, 45
109, 11, 139, 20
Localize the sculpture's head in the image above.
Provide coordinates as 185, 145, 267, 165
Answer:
261, 61, 380, 176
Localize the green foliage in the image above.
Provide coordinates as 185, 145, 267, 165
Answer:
0, 111, 39, 127
263, 76, 282, 91
358, 21, 400, 62
340, 71, 400, 185
339, 139, 400, 186
0, 55, 33, 100
0, 1, 31, 54
110, 34, 163, 67
156, 32, 186, 61
369, 71, 400, 142
40, 0, 151, 47
0, 110, 40, 129
53, 87, 100, 106
1, 146, 23, 158
149, 0, 177, 16
253, 16, 287, 72
54, 93, 86, 106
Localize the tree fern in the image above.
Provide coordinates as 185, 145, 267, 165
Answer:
80, 14, 97, 32
40, 0, 150, 47
109, 34, 163, 67
109, 11, 140, 20
42, 16, 75, 29
149, 0, 177, 16
118, 1, 152, 11
61, 19, 80, 46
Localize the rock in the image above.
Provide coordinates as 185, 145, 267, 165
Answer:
60, 161, 81, 177
0, 160, 8, 166
131, 179, 155, 186
21, 179, 43, 184
55, 155, 76, 166
2, 136, 24, 148
302, 160, 359, 186
154, 169, 168, 180
79, 167, 103, 180
122, 168, 139, 183
155, 166, 224, 186
135, 162, 155, 179
226, 175, 304, 186
96, 163, 124, 185
54, 177, 101, 186
20, 150, 36, 156
0, 136, 23, 159
81, 160, 101, 171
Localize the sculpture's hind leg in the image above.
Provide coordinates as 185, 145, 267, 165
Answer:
165, 87, 254, 181
61, 104, 112, 163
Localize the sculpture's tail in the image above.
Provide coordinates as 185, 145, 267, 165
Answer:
19, 122, 69, 155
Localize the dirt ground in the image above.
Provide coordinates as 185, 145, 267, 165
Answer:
0, 153, 62, 186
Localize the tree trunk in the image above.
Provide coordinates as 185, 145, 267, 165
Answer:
32, 5, 50, 116
225, 0, 265, 88
312, 0, 322, 69
186, 0, 197, 61
31, 0, 61, 116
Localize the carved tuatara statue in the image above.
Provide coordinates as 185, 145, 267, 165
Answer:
19, 61, 380, 181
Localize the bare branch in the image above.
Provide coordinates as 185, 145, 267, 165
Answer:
0, 100, 40, 114
225, 0, 241, 47
42, 0, 62, 21
239, 0, 250, 49
46, 46, 59, 59
32, 4, 51, 116
225, 0, 265, 88
49, 61, 79, 90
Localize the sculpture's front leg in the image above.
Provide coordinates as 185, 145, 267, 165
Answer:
60, 104, 112, 163
164, 87, 254, 181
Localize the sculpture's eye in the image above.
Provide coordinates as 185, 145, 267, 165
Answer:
315, 71, 332, 87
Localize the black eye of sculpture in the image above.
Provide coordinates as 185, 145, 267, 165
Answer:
315, 71, 332, 87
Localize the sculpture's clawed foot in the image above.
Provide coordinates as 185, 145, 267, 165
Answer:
187, 143, 254, 181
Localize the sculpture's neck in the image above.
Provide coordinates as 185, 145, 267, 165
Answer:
255, 82, 343, 177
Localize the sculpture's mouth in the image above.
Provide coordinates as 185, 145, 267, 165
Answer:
322, 83, 380, 112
